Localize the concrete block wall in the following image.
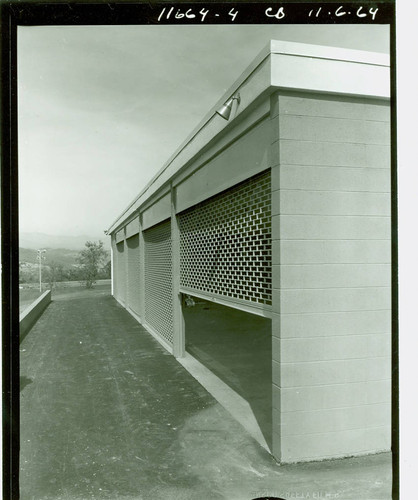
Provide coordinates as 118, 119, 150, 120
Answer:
270, 91, 391, 462
114, 239, 126, 305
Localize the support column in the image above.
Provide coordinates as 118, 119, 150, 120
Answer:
270, 91, 282, 462
138, 212, 145, 322
171, 183, 185, 357
123, 227, 128, 306
110, 236, 114, 297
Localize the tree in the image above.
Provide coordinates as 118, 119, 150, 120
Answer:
65, 267, 83, 282
19, 262, 38, 284
99, 260, 111, 280
77, 241, 108, 289
45, 261, 64, 289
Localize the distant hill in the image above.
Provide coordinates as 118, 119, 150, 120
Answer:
19, 247, 83, 267
20, 232, 111, 251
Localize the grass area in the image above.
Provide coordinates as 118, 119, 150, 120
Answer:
19, 282, 112, 313
51, 283, 111, 300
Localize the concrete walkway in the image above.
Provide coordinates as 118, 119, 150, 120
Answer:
20, 287, 392, 500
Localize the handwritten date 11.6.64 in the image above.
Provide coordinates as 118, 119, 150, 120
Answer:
308, 6, 379, 20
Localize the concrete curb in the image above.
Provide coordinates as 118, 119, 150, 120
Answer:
20, 289, 52, 343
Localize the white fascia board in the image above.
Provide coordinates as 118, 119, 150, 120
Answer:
107, 40, 390, 234
270, 41, 390, 99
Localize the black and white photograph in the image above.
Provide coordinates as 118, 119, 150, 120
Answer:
2, 2, 405, 499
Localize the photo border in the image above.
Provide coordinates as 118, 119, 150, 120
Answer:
1, 2, 397, 499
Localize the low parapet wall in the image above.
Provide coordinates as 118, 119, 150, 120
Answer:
20, 289, 52, 343
20, 279, 111, 290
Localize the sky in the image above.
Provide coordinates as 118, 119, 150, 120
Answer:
18, 24, 390, 237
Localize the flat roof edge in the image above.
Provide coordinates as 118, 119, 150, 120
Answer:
270, 40, 390, 66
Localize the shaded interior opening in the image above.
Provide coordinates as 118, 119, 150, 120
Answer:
183, 296, 272, 449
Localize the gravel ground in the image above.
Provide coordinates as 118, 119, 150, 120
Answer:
20, 288, 392, 500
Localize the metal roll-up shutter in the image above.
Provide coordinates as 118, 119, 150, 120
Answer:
143, 219, 173, 344
126, 234, 141, 316
115, 241, 126, 304
179, 169, 272, 312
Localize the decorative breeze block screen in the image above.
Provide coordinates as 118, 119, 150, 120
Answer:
179, 170, 272, 307
144, 219, 174, 344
